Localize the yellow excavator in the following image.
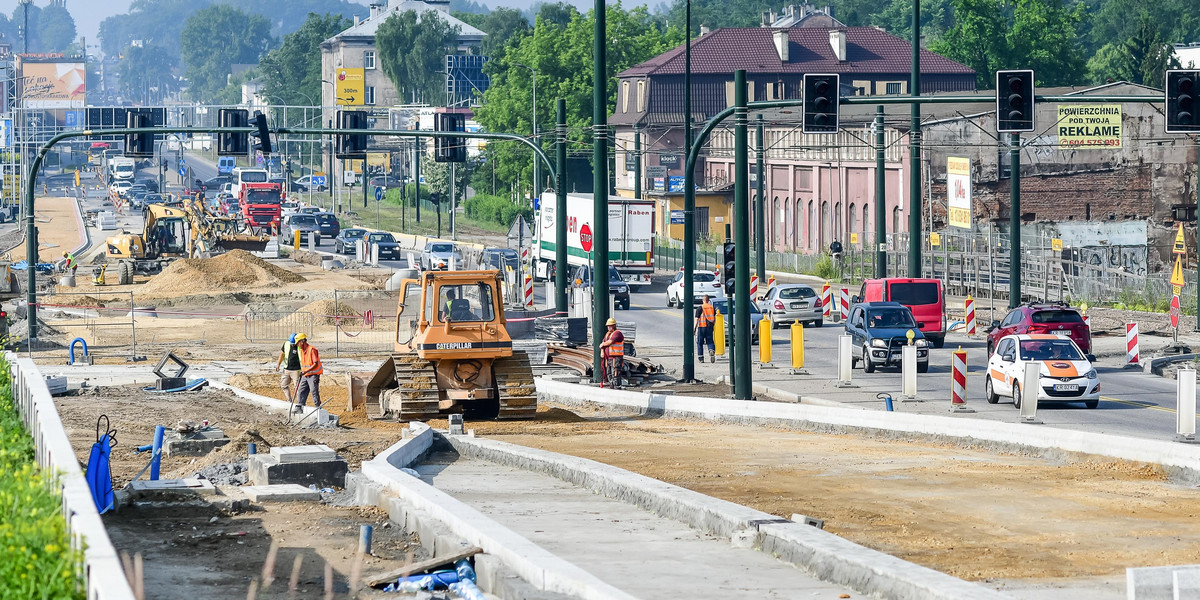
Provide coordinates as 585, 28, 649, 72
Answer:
363, 269, 537, 421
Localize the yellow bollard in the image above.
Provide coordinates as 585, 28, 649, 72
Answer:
790, 319, 805, 372
293, 229, 301, 250
714, 312, 726, 356
758, 317, 772, 365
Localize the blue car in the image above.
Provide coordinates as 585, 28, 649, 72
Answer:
844, 302, 930, 373
710, 297, 763, 344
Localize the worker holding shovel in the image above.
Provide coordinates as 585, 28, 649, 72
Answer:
294, 333, 322, 413
274, 333, 302, 407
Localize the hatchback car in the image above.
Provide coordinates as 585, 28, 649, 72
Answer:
987, 302, 1091, 355
666, 269, 723, 308
315, 212, 340, 239
572, 265, 630, 310
711, 297, 763, 344
845, 302, 930, 373
759, 284, 822, 328
334, 228, 368, 255
282, 214, 321, 245
421, 241, 463, 271
109, 180, 133, 197
985, 334, 1099, 409
365, 232, 402, 260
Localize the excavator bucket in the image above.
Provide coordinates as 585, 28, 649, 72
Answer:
216, 234, 270, 253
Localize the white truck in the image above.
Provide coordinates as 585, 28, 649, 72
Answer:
108, 157, 136, 182
532, 193, 655, 289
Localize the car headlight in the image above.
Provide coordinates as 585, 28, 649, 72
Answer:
871, 339, 888, 348
1086, 368, 1098, 379
915, 339, 931, 348
618, 286, 628, 293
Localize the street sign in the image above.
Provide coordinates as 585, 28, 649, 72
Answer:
312, 174, 327, 186
256, 154, 265, 165
1171, 255, 1186, 295
1051, 238, 1063, 252
929, 232, 941, 247
374, 186, 384, 202
579, 223, 593, 253
178, 168, 185, 176
850, 232, 859, 245
1174, 222, 1186, 254
1171, 294, 1181, 329
178, 157, 185, 167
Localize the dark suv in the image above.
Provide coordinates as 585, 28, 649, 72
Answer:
572, 265, 630, 310
845, 302, 930, 373
987, 302, 1091, 355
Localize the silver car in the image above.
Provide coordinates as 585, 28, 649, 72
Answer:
421, 241, 463, 270
759, 284, 823, 328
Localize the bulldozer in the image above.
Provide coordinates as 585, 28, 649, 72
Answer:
364, 269, 537, 421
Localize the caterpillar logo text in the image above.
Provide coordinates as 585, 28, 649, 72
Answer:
436, 342, 475, 350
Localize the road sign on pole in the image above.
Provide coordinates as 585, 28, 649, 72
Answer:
579, 223, 593, 253
374, 186, 383, 202
1174, 222, 1187, 254
1172, 255, 1186, 295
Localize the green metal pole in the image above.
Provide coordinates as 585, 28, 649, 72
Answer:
633, 126, 641, 200
414, 127, 421, 223
1009, 132, 1021, 307
733, 70, 752, 400
592, 0, 609, 382
24, 155, 40, 341
555, 98, 568, 316
682, 2, 696, 381
875, 106, 887, 278
755, 114, 766, 290
907, 0, 922, 277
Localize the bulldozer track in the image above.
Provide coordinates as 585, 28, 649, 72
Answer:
375, 355, 442, 421
494, 352, 537, 420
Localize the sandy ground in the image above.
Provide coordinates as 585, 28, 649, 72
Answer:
4, 195, 84, 259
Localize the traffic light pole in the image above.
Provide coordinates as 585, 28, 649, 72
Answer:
593, 0, 610, 384
755, 115, 766, 291
733, 70, 752, 400
908, 0, 922, 279
875, 106, 886, 277
1009, 132, 1021, 307
555, 99, 568, 316
414, 126, 421, 223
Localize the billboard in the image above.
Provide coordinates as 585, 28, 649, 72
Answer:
19, 60, 86, 109
946, 156, 972, 229
1056, 105, 1122, 149
335, 68, 364, 106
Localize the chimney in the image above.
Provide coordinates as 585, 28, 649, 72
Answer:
761, 11, 772, 27
829, 29, 846, 61
773, 30, 789, 62
369, 2, 384, 18
354, 15, 360, 26
700, 25, 711, 36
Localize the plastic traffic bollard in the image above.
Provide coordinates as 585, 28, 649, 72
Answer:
714, 312, 726, 356
790, 320, 805, 372
758, 317, 772, 365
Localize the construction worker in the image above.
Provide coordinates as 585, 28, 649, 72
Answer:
694, 294, 716, 363
274, 333, 302, 404
61, 251, 78, 276
294, 333, 322, 412
599, 317, 625, 389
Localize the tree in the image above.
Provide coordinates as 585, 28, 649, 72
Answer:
1085, 13, 1181, 85
872, 0, 956, 42
36, 2, 75, 53
928, 0, 1008, 88
116, 44, 178, 103
455, 7, 531, 61
376, 10, 460, 104
534, 2, 578, 29
180, 5, 275, 102
259, 12, 353, 108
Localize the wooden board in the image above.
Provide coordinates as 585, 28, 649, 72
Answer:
365, 546, 482, 588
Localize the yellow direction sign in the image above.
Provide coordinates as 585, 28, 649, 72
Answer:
1174, 222, 1186, 255
335, 68, 364, 106
1051, 238, 1063, 252
930, 232, 941, 247
850, 232, 859, 245
1171, 255, 1185, 295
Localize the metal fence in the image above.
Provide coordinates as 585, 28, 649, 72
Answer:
331, 289, 399, 357
244, 310, 313, 343
36, 291, 138, 360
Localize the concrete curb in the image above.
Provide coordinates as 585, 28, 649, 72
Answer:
1144, 353, 1200, 376
750, 382, 861, 409
441, 433, 1009, 600
536, 378, 1200, 484
360, 428, 637, 600
207, 380, 336, 426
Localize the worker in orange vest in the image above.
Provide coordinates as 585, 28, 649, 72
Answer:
694, 294, 716, 363
293, 333, 323, 412
599, 317, 625, 388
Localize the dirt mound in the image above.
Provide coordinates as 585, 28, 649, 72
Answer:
41, 294, 109, 308
287, 299, 362, 326
141, 250, 306, 294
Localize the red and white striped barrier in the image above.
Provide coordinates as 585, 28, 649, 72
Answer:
839, 287, 850, 321
524, 275, 534, 307
1084, 314, 1091, 330
964, 295, 977, 336
951, 349, 968, 406
521, 246, 529, 264
750, 275, 759, 299
821, 282, 831, 318
1126, 322, 1139, 365
767, 275, 776, 293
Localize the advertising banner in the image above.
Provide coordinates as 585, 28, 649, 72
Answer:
335, 68, 365, 106
1056, 105, 1122, 149
946, 156, 972, 229
19, 60, 86, 108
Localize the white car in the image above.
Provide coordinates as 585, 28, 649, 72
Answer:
984, 334, 1100, 409
109, 180, 133, 197
666, 269, 724, 308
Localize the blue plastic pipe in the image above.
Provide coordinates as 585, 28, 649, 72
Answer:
150, 425, 165, 480
68, 337, 88, 364
248, 443, 257, 455
359, 524, 373, 555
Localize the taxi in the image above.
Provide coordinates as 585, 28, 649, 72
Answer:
985, 334, 1099, 409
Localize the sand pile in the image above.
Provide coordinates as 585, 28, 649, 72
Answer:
141, 250, 306, 294
274, 299, 362, 326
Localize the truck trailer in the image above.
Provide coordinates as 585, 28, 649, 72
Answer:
531, 193, 655, 289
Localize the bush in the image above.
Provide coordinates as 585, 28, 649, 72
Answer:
0, 357, 84, 599
463, 194, 532, 228
811, 254, 837, 280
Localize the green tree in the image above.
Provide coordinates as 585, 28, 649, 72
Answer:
36, 3, 75, 52
180, 5, 274, 102
258, 12, 353, 107
11, 2, 41, 52
116, 44, 178, 103
928, 0, 1008, 88
1088, 0, 1200, 59
534, 2, 578, 29
1085, 13, 1181, 85
872, 0, 956, 42
376, 10, 461, 104
455, 7, 531, 61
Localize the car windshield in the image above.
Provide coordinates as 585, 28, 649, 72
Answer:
778, 286, 815, 299
368, 233, 396, 244
343, 229, 366, 239
694, 273, 716, 283
866, 308, 917, 328
1031, 310, 1084, 324
431, 243, 454, 253
290, 216, 317, 227
240, 171, 267, 183
1019, 339, 1084, 361
888, 282, 940, 305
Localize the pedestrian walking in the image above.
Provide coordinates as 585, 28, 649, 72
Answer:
294, 333, 322, 412
599, 317, 625, 388
694, 294, 717, 363
274, 333, 302, 404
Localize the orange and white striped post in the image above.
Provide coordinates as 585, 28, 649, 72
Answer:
767, 275, 777, 293
839, 287, 850, 321
821, 282, 831, 318
950, 348, 973, 412
750, 275, 759, 299
1126, 322, 1139, 365
524, 275, 534, 308
964, 295, 977, 336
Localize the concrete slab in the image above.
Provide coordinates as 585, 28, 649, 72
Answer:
270, 444, 335, 463
1127, 564, 1200, 600
249, 454, 347, 488
128, 478, 216, 496
163, 429, 230, 457
240, 484, 321, 502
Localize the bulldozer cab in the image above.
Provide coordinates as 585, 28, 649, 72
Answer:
396, 270, 510, 359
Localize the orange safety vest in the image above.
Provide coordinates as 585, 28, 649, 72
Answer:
603, 330, 624, 357
298, 344, 323, 376
698, 302, 716, 327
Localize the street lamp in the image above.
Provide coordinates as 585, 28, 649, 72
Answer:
513, 62, 538, 201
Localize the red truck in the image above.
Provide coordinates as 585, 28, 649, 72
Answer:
239, 181, 284, 229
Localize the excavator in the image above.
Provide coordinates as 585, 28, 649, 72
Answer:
363, 269, 537, 421
104, 197, 270, 283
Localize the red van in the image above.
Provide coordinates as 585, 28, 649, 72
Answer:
855, 278, 946, 347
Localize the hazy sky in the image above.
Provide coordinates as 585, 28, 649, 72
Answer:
0, 0, 600, 54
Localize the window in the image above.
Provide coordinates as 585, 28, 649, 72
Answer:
364, 51, 376, 69
365, 86, 376, 105
622, 81, 630, 112
888, 282, 940, 305
438, 283, 496, 323
636, 80, 646, 112
885, 82, 902, 95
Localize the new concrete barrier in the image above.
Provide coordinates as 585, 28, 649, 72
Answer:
536, 378, 1200, 484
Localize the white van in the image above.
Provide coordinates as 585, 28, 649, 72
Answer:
230, 167, 269, 198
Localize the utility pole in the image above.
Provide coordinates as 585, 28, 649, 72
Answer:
908, 0, 923, 278
633, 126, 641, 200
414, 125, 421, 223
555, 98, 568, 316
682, 0, 696, 382
732, 70, 751, 400
875, 106, 887, 277
450, 162, 457, 240
591, 0, 610, 382
755, 114, 766, 288
1009, 132, 1021, 307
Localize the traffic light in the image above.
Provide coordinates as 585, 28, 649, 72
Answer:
996, 70, 1035, 133
124, 110, 154, 158
1166, 70, 1200, 133
251, 110, 272, 155
435, 112, 466, 162
218, 108, 249, 156
802, 74, 840, 134
722, 241, 736, 293
336, 110, 368, 159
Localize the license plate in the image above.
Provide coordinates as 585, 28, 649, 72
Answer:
1053, 331, 1072, 337
1053, 384, 1079, 391
791, 302, 803, 309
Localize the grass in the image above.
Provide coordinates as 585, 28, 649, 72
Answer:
297, 188, 510, 240
0, 356, 85, 600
